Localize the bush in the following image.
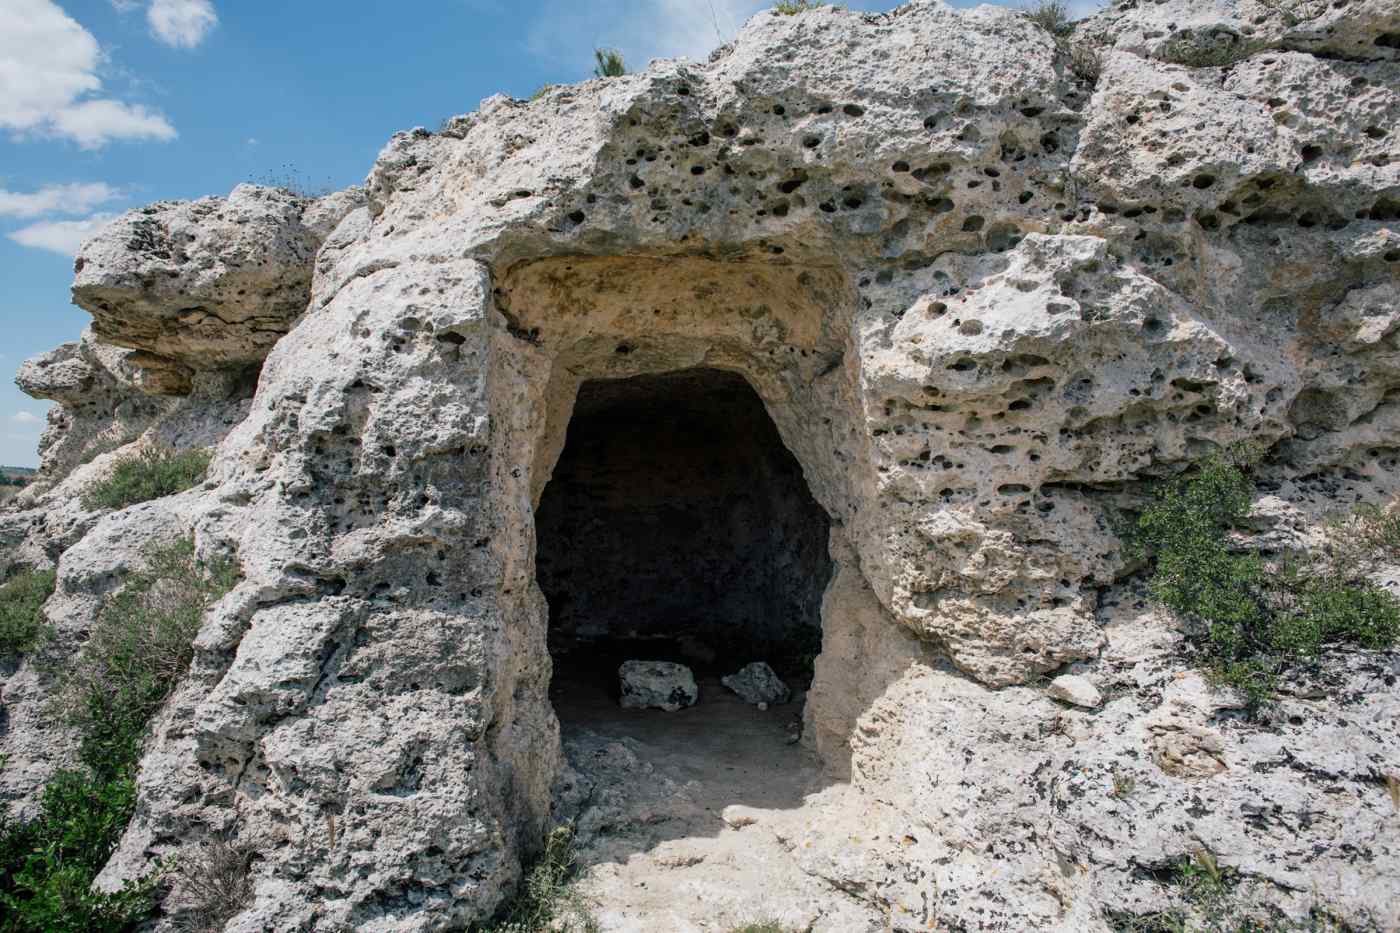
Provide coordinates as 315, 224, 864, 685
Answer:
60, 537, 238, 774
0, 536, 237, 931
1067, 40, 1103, 86
0, 569, 55, 662
1134, 453, 1400, 707
81, 446, 211, 513
1258, 0, 1327, 27
169, 836, 255, 933
1020, 2, 1102, 87
592, 48, 626, 78
772, 0, 835, 14
1159, 32, 1263, 68
477, 825, 596, 933
0, 770, 159, 932
1023, 0, 1072, 37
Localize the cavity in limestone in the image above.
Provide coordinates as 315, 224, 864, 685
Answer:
537, 368, 832, 707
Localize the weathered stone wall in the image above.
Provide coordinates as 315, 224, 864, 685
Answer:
1, 0, 1398, 929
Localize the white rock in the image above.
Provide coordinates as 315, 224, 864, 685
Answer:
618, 661, 698, 712
1048, 674, 1103, 709
722, 662, 791, 706
1, 1, 1398, 928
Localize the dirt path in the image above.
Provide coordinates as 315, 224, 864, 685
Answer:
553, 672, 885, 932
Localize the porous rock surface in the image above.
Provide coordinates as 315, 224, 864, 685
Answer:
1, 0, 1398, 929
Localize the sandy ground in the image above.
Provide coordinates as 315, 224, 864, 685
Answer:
553, 669, 885, 932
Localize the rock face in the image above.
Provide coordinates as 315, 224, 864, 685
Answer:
618, 660, 700, 711
72, 184, 364, 378
2, 0, 1399, 929
722, 662, 791, 706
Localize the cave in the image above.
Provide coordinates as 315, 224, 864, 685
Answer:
535, 367, 833, 712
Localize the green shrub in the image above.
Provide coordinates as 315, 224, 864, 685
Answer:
60, 537, 238, 775
1134, 453, 1400, 707
0, 569, 55, 662
592, 48, 626, 78
0, 536, 237, 931
81, 446, 212, 513
0, 770, 160, 932
772, 0, 835, 14
1159, 32, 1263, 68
476, 825, 596, 933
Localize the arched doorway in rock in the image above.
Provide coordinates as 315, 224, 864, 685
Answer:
534, 366, 833, 728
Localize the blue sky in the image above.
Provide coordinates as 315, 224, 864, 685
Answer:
0, 0, 1101, 467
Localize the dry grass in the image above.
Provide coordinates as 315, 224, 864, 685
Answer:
169, 836, 256, 932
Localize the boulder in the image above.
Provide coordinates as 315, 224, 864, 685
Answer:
721, 662, 791, 707
1048, 674, 1103, 709
618, 661, 698, 712
71, 184, 365, 375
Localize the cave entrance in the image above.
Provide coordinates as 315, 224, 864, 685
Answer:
535, 367, 833, 725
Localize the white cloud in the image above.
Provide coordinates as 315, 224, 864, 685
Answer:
9, 411, 42, 425
0, 182, 120, 218
49, 99, 176, 147
8, 213, 117, 256
147, 0, 217, 48
0, 0, 177, 147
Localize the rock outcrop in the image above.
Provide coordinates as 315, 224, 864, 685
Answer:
3, 0, 1399, 929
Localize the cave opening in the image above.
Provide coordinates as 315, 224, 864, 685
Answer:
535, 367, 833, 718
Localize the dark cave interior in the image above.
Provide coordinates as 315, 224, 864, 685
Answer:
535, 368, 832, 693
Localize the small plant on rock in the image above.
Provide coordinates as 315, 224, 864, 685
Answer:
0, 568, 55, 662
59, 536, 238, 769
169, 836, 256, 933
1258, 0, 1327, 27
1023, 0, 1073, 37
1067, 40, 1104, 86
81, 445, 212, 512
772, 0, 833, 14
0, 537, 235, 931
1133, 449, 1400, 708
593, 48, 626, 78
1159, 30, 1262, 68
476, 824, 597, 932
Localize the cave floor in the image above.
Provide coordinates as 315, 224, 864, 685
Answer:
552, 669, 884, 932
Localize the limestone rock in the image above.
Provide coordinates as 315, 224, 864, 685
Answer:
1048, 674, 1102, 709
618, 661, 698, 712
0, 0, 1398, 929
721, 662, 791, 706
71, 184, 364, 374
